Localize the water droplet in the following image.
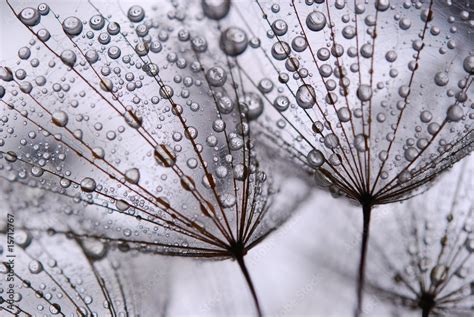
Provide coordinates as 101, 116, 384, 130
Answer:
306, 11, 326, 32
206, 66, 227, 87
217, 96, 234, 114
446, 104, 463, 122
125, 168, 140, 184
127, 5, 145, 22
37, 3, 50, 15
16, 230, 32, 248
124, 110, 143, 129
82, 240, 107, 260
88, 15, 104, 31
107, 22, 121, 35
354, 134, 368, 152
62, 16, 83, 36
28, 260, 43, 274
337, 107, 351, 122
430, 264, 448, 285
37, 28, 51, 42
180, 175, 195, 191
243, 92, 264, 120
434, 72, 449, 86
307, 149, 325, 168
375, 0, 390, 11
202, 0, 230, 20
220, 27, 248, 56
18, 47, 31, 60
60, 49, 77, 67
271, 19, 288, 36
116, 199, 130, 211
80, 177, 96, 193
49, 303, 61, 315
0, 67, 14, 81
296, 84, 316, 109
292, 36, 308, 52
420, 111, 432, 123
324, 133, 339, 149
273, 95, 290, 112
52, 111, 68, 127
271, 42, 291, 60
465, 239, 474, 253
404, 147, 418, 161
463, 56, 474, 74
154, 144, 176, 167
18, 7, 41, 26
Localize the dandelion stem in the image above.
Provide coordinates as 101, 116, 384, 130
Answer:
355, 202, 372, 317
422, 307, 431, 317
236, 255, 262, 317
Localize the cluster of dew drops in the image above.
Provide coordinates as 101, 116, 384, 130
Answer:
214, 0, 474, 178
0, 0, 278, 224
2, 2, 474, 196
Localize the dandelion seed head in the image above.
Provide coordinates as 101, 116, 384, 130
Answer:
218, 0, 473, 205
363, 164, 474, 315
0, 0, 310, 261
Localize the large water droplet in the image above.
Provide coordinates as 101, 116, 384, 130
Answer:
446, 104, 463, 122
202, 0, 230, 20
307, 149, 325, 168
220, 27, 248, 57
80, 177, 97, 193
52, 111, 68, 127
62, 16, 83, 36
306, 11, 326, 32
18, 7, 41, 26
154, 144, 176, 167
127, 5, 145, 22
296, 84, 316, 109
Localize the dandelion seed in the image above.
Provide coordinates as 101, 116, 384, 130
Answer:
363, 162, 474, 317
215, 1, 473, 314
0, 227, 132, 315
0, 1, 310, 315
